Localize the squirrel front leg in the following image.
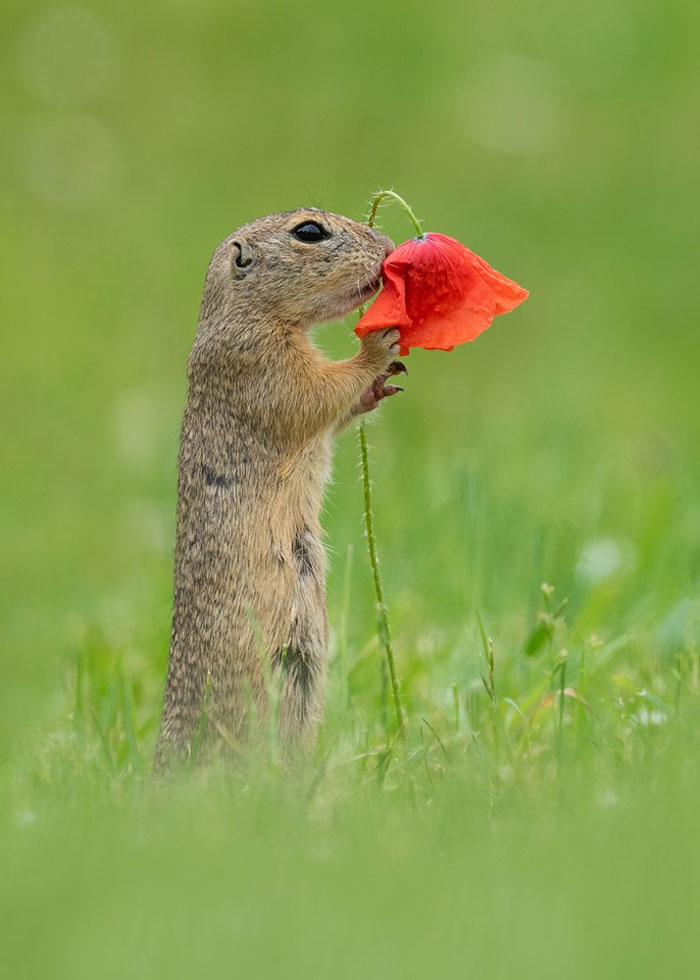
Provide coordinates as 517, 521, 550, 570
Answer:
280, 328, 401, 438
335, 358, 408, 432
318, 329, 404, 432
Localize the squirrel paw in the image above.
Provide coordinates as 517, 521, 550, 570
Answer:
357, 360, 407, 413
360, 328, 401, 373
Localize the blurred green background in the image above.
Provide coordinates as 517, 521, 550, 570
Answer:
1, 1, 700, 977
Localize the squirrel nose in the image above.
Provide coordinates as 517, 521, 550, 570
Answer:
368, 227, 394, 256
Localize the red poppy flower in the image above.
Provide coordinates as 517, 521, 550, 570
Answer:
355, 233, 528, 355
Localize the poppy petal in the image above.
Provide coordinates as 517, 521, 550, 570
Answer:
354, 266, 410, 336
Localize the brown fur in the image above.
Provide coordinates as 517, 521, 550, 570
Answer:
154, 208, 400, 771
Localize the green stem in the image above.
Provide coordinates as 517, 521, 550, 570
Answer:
366, 189, 424, 238
359, 421, 405, 740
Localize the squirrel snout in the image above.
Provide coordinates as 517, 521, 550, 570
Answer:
367, 226, 394, 259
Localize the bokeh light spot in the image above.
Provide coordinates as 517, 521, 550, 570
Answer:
19, 114, 119, 210
15, 7, 118, 105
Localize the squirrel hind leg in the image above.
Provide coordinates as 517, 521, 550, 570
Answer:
274, 643, 325, 749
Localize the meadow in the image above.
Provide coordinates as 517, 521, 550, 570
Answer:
2, 0, 700, 976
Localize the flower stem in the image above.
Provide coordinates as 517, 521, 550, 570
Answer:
358, 420, 405, 740
356, 189, 419, 765
366, 189, 424, 238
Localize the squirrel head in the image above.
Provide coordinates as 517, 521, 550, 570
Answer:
201, 209, 394, 334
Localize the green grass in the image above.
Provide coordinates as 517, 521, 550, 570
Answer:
2, 0, 700, 976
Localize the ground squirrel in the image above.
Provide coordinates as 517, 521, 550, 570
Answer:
155, 208, 405, 770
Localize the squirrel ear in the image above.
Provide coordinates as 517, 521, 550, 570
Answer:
228, 238, 254, 279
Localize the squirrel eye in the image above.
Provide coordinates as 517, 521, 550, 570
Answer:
292, 221, 329, 244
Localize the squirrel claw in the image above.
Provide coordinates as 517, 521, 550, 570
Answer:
388, 360, 408, 377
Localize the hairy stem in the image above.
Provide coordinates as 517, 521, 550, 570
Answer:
359, 421, 405, 739
366, 189, 424, 237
